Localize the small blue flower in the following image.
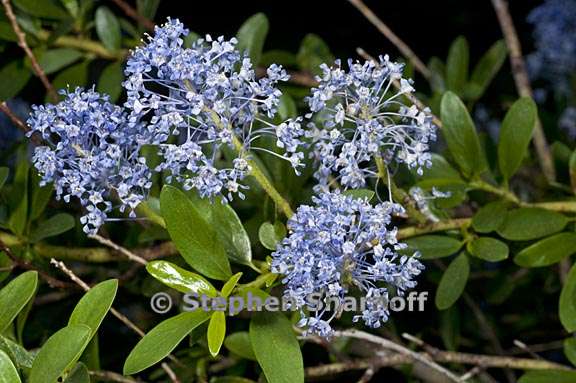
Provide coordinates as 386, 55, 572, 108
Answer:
124, 18, 306, 202
27, 87, 152, 234
305, 57, 436, 191
271, 192, 424, 337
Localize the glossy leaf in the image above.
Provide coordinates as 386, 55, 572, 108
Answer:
124, 311, 210, 375
0, 271, 38, 333
160, 186, 231, 280
468, 237, 509, 262
0, 349, 20, 383
8, 152, 29, 236
404, 235, 463, 259
68, 279, 118, 338
146, 260, 217, 296
468, 40, 507, 100
560, 264, 576, 332
224, 332, 256, 360
95, 6, 121, 51
435, 254, 469, 310
258, 222, 286, 251
0, 335, 34, 370
497, 208, 568, 241
514, 233, 576, 267
0, 60, 31, 103
236, 13, 269, 64
221, 272, 242, 298
52, 61, 89, 92
30, 213, 75, 242
64, 362, 90, 383
38, 48, 83, 74
297, 33, 334, 75
250, 311, 304, 383
30, 170, 54, 220
208, 311, 226, 357
440, 91, 486, 178
498, 97, 537, 180
29, 324, 92, 383
471, 200, 507, 233
13, 0, 68, 19
446, 36, 469, 93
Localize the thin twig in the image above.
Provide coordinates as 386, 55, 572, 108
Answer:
50, 259, 181, 383
1, 0, 58, 102
109, 0, 155, 31
89, 370, 140, 383
491, 0, 556, 183
334, 329, 464, 382
89, 234, 148, 265
347, 0, 431, 79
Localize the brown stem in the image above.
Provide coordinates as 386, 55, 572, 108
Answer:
491, 0, 556, 183
109, 0, 155, 31
1, 0, 58, 102
347, 0, 431, 79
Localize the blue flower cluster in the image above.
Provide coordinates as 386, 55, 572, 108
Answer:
124, 18, 305, 201
305, 56, 436, 191
527, 0, 576, 96
28, 88, 151, 234
271, 192, 423, 337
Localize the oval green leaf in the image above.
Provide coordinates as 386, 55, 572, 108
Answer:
560, 264, 576, 332
30, 213, 75, 242
0, 61, 31, 102
68, 279, 118, 338
123, 311, 211, 375
497, 208, 568, 241
224, 332, 256, 360
0, 271, 38, 333
435, 254, 469, 310
468, 237, 509, 262
236, 13, 269, 64
29, 324, 92, 383
249, 311, 304, 383
440, 91, 486, 178
95, 6, 121, 51
208, 311, 226, 357
468, 40, 507, 100
160, 186, 231, 280
146, 260, 217, 296
514, 233, 576, 267
221, 272, 242, 298
38, 48, 83, 74
404, 235, 463, 259
446, 36, 469, 93
471, 200, 508, 233
498, 97, 537, 180
0, 349, 20, 383
258, 222, 286, 251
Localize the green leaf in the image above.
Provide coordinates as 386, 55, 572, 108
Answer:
435, 254, 469, 310
236, 13, 269, 64
258, 222, 286, 251
160, 186, 231, 280
250, 311, 304, 383
560, 263, 576, 332
224, 332, 256, 360
208, 311, 226, 357
95, 6, 121, 51
30, 170, 54, 220
29, 213, 75, 242
0, 271, 38, 333
519, 370, 576, 383
136, 0, 160, 19
221, 272, 242, 298
97, 61, 123, 103
564, 338, 576, 367
0, 349, 20, 383
0, 60, 31, 102
440, 91, 486, 178
467, 237, 509, 262
146, 260, 217, 296
29, 324, 92, 383
514, 233, 576, 267
404, 235, 463, 259
570, 149, 576, 195
0, 335, 34, 370
64, 362, 90, 383
297, 33, 334, 75
123, 311, 210, 375
38, 48, 83, 74
52, 61, 89, 92
68, 279, 118, 338
0, 168, 8, 190
498, 97, 537, 180
497, 208, 568, 241
446, 36, 469, 94
342, 189, 375, 201
13, 0, 68, 19
59, 0, 79, 18
468, 40, 507, 100
8, 151, 29, 236
471, 200, 507, 233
